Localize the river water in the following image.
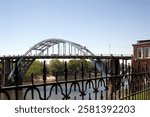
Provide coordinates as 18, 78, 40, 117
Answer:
1, 75, 129, 100
0, 81, 107, 100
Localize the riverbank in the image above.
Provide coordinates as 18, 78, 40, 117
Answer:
23, 75, 56, 84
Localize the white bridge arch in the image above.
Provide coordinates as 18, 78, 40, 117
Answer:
25, 38, 94, 56
8, 38, 104, 80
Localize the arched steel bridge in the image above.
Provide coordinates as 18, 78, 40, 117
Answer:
8, 38, 110, 81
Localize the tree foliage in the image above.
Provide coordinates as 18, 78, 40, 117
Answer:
48, 59, 93, 76
24, 59, 93, 80
25, 60, 43, 79
67, 60, 81, 75
48, 59, 64, 76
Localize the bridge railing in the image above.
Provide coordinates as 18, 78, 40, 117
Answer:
0, 54, 132, 58
94, 54, 133, 56
0, 60, 150, 100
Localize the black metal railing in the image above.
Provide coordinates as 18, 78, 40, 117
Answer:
0, 60, 150, 100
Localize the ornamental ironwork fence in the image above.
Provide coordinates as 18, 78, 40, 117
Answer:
0, 60, 150, 100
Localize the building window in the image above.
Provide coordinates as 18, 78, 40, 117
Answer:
137, 48, 143, 58
144, 47, 150, 58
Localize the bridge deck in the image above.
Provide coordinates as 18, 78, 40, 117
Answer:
0, 55, 132, 60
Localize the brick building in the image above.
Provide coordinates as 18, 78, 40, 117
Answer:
131, 40, 150, 92
132, 40, 150, 70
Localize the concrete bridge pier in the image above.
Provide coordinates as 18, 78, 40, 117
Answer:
110, 59, 120, 75
0, 60, 3, 86
0, 58, 24, 86
3, 59, 12, 86
7, 59, 23, 86
109, 59, 121, 93
1, 59, 20, 86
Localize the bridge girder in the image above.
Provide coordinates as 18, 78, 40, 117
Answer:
7, 38, 104, 81
23, 39, 94, 58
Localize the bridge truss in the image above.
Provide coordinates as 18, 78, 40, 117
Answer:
8, 38, 106, 81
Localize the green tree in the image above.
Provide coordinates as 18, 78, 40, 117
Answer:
67, 59, 81, 76
67, 59, 93, 76
25, 60, 43, 79
49, 59, 64, 76
48, 59, 93, 77
80, 59, 93, 74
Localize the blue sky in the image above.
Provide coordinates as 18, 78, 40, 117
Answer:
0, 0, 150, 55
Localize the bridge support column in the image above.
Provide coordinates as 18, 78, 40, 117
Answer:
109, 59, 121, 93
63, 43, 66, 55
58, 43, 60, 55
52, 45, 54, 54
5, 59, 23, 86
47, 48, 49, 55
0, 60, 3, 86
4, 59, 12, 86
110, 59, 120, 75
69, 43, 70, 55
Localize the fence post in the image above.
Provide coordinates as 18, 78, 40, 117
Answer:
81, 62, 86, 100
31, 73, 34, 99
64, 61, 70, 100
105, 61, 108, 100
74, 71, 77, 92
14, 62, 18, 100
55, 72, 58, 95
94, 61, 98, 100
43, 61, 47, 100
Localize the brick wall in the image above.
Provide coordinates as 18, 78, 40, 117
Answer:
132, 42, 150, 70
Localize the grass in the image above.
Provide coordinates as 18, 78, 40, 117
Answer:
126, 90, 150, 100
